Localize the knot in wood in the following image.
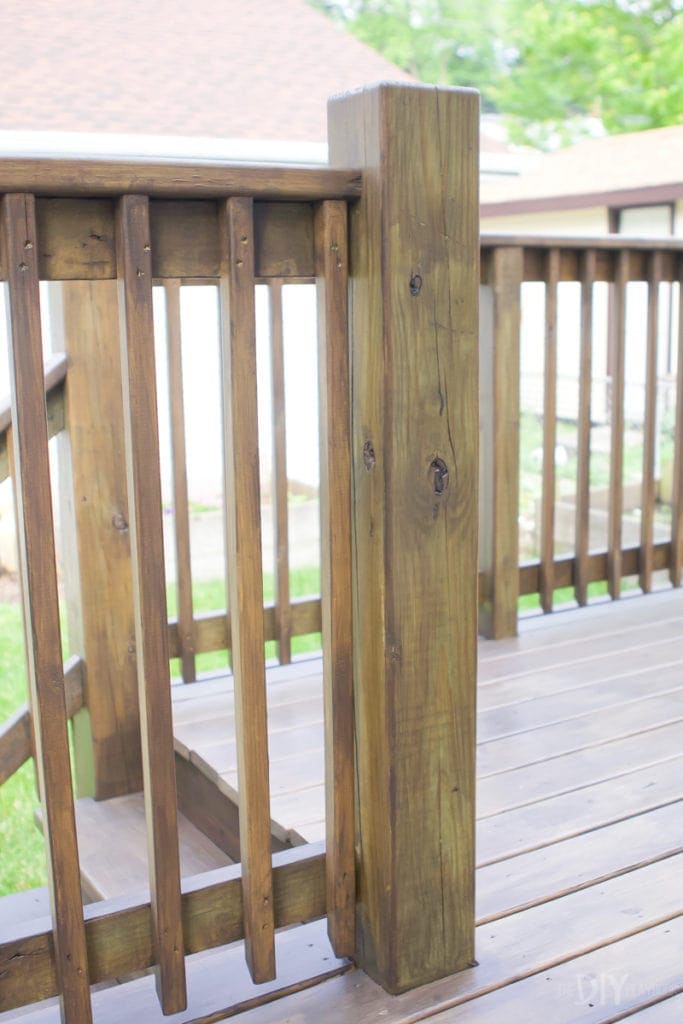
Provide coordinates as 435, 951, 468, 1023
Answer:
111, 512, 128, 532
409, 274, 423, 296
429, 457, 449, 495
362, 440, 376, 471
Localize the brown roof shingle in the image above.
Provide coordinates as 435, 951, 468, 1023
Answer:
0, 0, 413, 141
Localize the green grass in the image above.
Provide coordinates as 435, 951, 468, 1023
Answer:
0, 604, 48, 895
518, 578, 638, 613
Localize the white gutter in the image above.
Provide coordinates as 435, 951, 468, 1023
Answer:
0, 129, 525, 177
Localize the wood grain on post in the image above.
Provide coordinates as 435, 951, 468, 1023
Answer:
116, 195, 187, 1014
269, 280, 292, 665
1, 192, 93, 1023
315, 200, 355, 957
671, 255, 683, 587
328, 83, 478, 993
540, 248, 559, 614
218, 196, 276, 984
575, 249, 597, 606
479, 246, 522, 639
608, 250, 629, 599
640, 251, 662, 593
53, 279, 143, 799
164, 279, 196, 682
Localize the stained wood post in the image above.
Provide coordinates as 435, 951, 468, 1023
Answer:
328, 83, 479, 994
52, 279, 143, 800
479, 247, 522, 638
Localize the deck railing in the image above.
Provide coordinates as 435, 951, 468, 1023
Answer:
479, 233, 683, 638
0, 82, 479, 1017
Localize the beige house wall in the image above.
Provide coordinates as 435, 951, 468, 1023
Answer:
481, 205, 608, 236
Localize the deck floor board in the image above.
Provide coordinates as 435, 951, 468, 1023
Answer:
170, 589, 683, 1022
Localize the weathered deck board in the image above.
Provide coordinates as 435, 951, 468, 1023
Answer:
175, 855, 683, 1024
170, 589, 683, 943
169, 590, 683, 1019
0, 919, 349, 1024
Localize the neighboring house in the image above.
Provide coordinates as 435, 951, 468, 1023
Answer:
480, 122, 683, 238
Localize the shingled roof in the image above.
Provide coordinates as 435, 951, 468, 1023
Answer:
0, 0, 414, 142
481, 122, 683, 215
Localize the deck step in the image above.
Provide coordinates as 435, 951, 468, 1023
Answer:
71, 792, 233, 902
172, 659, 326, 848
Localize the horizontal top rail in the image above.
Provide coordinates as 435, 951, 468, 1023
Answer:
482, 232, 683, 252
481, 232, 683, 285
0, 158, 362, 201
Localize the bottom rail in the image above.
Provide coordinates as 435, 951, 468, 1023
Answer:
518, 542, 672, 598
0, 844, 326, 1013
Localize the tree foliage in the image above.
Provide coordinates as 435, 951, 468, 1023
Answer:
310, 0, 683, 146
497, 0, 683, 146
312, 1, 505, 110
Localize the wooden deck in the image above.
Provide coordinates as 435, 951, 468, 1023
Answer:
171, 587, 683, 1023
6, 587, 683, 1022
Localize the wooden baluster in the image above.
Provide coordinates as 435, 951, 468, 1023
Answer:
540, 248, 559, 613
640, 251, 662, 593
269, 280, 292, 664
1, 193, 92, 1023
53, 279, 142, 800
315, 200, 355, 957
479, 246, 523, 638
608, 250, 629, 600
116, 195, 187, 1014
219, 196, 276, 983
671, 254, 683, 586
575, 249, 596, 606
164, 279, 196, 682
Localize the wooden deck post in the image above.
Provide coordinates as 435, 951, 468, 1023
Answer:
479, 247, 522, 638
328, 83, 479, 994
52, 280, 143, 799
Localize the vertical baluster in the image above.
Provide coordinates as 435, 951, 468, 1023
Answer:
608, 250, 629, 600
315, 200, 355, 957
269, 280, 292, 664
1, 193, 92, 1023
164, 279, 196, 682
640, 251, 662, 593
219, 196, 276, 983
479, 246, 523, 638
575, 249, 596, 606
671, 255, 683, 586
540, 248, 559, 613
116, 196, 187, 1014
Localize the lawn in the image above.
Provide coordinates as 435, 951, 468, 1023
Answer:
0, 603, 48, 894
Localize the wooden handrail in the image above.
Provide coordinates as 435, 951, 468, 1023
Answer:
0, 656, 85, 786
0, 158, 361, 200
482, 232, 683, 251
0, 353, 67, 482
